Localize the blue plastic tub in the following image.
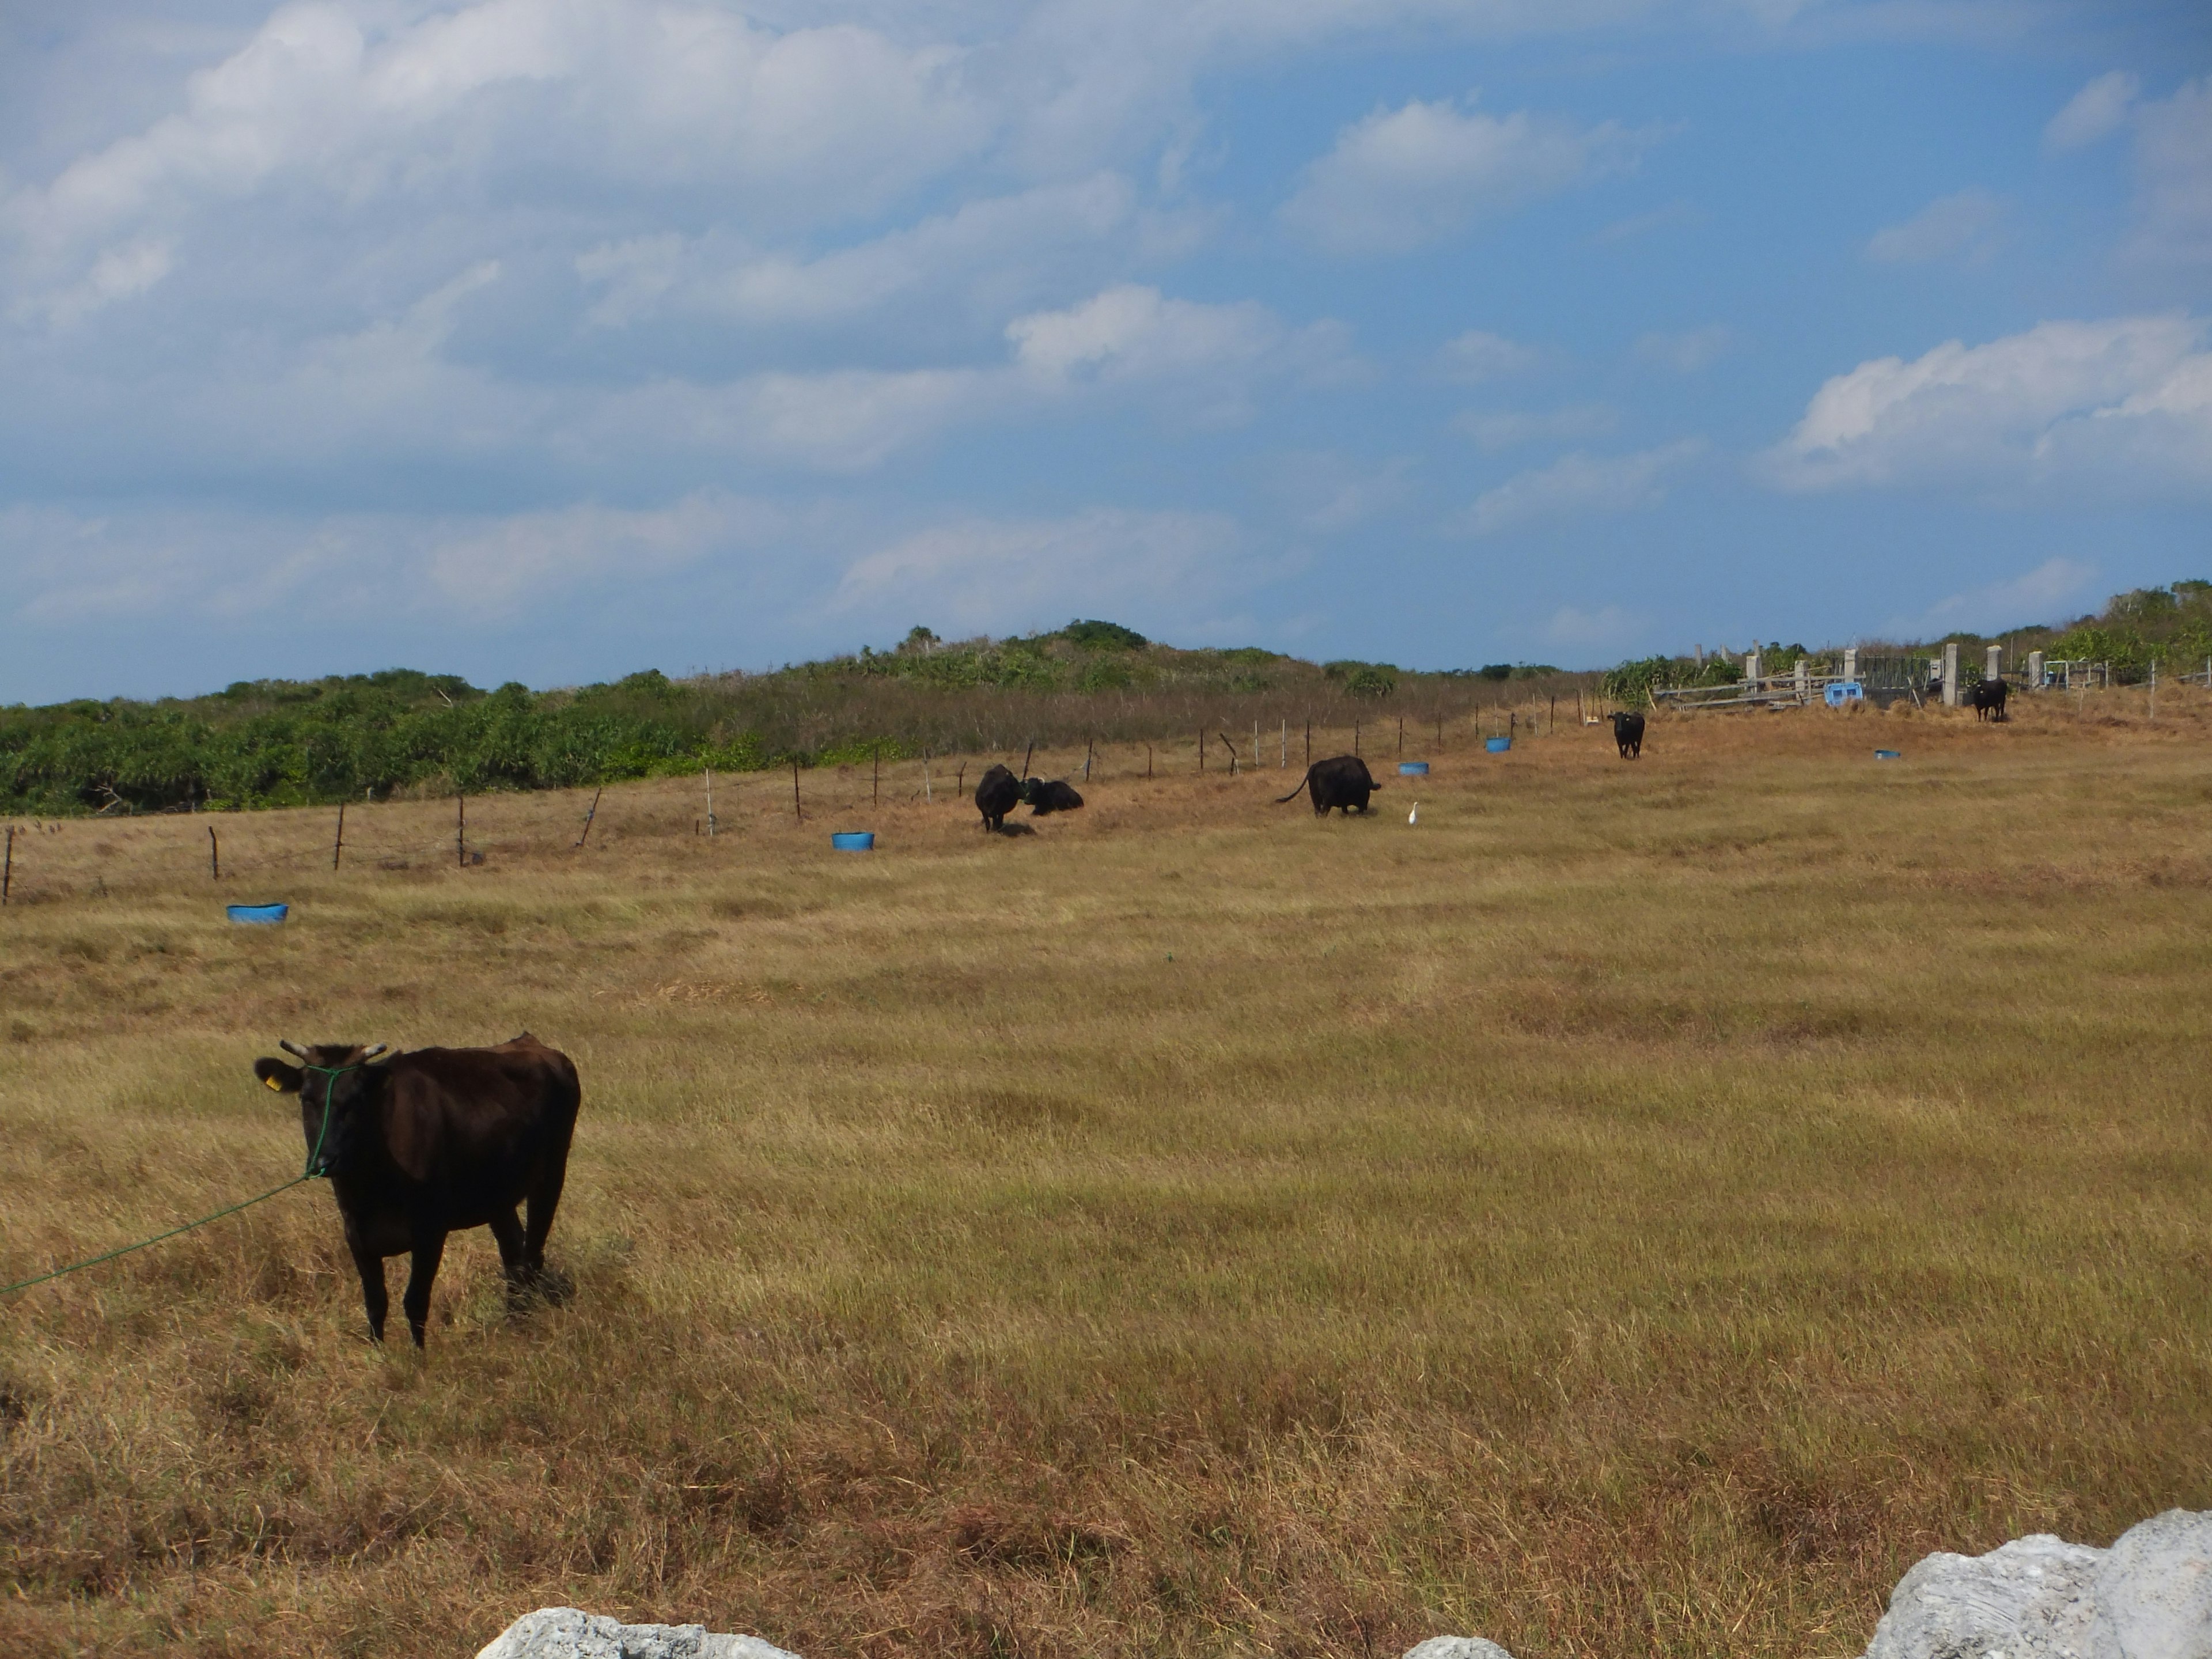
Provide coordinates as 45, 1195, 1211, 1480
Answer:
226, 902, 289, 924
1399, 761, 1429, 775
1873, 749, 1902, 760
1484, 737, 1511, 753
830, 831, 876, 851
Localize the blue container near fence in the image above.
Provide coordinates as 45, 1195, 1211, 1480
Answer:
1485, 736, 1512, 753
1825, 680, 1865, 707
226, 902, 289, 925
830, 831, 876, 851
1399, 761, 1429, 775
1873, 749, 1902, 761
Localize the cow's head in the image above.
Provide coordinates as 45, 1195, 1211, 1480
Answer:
252, 1041, 390, 1176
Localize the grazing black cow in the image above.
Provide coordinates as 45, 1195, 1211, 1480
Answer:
1611, 710, 1646, 759
1968, 679, 2010, 722
975, 763, 1021, 831
1022, 778, 1084, 814
252, 1033, 581, 1348
1277, 754, 1381, 816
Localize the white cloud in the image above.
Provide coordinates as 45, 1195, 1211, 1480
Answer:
1544, 603, 1642, 650
1280, 96, 1658, 256
832, 507, 1270, 635
2130, 78, 2212, 267
1884, 556, 2100, 639
2046, 70, 2139, 151
1633, 324, 1731, 371
1464, 440, 1703, 535
1866, 188, 2002, 264
1457, 404, 1616, 450
1764, 315, 2212, 495
1637, 325, 1734, 369
1437, 329, 1540, 382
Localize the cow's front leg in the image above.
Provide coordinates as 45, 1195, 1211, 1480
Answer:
401, 1228, 448, 1349
348, 1234, 389, 1343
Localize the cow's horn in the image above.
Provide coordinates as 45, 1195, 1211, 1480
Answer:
279, 1039, 310, 1059
358, 1043, 389, 1061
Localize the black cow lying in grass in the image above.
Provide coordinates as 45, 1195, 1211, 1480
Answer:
253, 1033, 581, 1348
1278, 754, 1380, 816
1022, 778, 1084, 813
1611, 710, 1646, 758
1968, 679, 2010, 722
974, 763, 1021, 831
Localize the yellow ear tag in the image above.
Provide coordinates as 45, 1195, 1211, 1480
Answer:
264, 1075, 285, 1090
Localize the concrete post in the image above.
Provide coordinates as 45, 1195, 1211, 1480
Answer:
1986, 643, 2003, 681
2027, 649, 2044, 688
1794, 657, 1809, 701
1942, 641, 1960, 707
1746, 650, 1760, 687
1843, 646, 1858, 681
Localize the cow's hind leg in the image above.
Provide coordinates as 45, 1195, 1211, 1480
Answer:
400, 1228, 448, 1349
349, 1235, 389, 1344
522, 1159, 573, 1304
488, 1205, 531, 1308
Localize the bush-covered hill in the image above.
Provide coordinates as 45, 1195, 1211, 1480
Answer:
0, 626, 1578, 816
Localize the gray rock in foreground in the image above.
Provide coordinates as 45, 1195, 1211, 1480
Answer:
1402, 1638, 1517, 1659
1863, 1509, 2212, 1659
474, 1607, 800, 1659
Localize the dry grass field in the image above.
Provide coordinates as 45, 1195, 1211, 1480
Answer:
2, 695, 2210, 1659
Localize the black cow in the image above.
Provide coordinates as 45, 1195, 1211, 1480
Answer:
1022, 778, 1084, 814
1611, 710, 1646, 759
1968, 679, 2009, 722
1277, 754, 1381, 816
975, 763, 1021, 831
253, 1033, 581, 1348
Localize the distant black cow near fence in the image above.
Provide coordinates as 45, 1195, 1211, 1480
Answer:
1968, 680, 2010, 722
1022, 778, 1084, 814
252, 1033, 581, 1349
1278, 755, 1380, 816
1611, 711, 1646, 759
975, 763, 1021, 831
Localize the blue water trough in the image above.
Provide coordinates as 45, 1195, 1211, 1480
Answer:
1873, 749, 1902, 761
1484, 736, 1512, 753
226, 902, 289, 925
830, 831, 876, 851
1399, 761, 1429, 775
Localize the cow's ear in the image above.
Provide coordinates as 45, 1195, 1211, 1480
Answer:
254, 1058, 303, 1094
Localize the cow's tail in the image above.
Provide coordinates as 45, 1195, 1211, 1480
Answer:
1275, 772, 1311, 805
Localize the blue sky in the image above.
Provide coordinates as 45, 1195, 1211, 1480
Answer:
1, 0, 2207, 701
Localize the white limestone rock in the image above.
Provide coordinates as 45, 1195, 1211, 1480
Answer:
2092, 1510, 2212, 1659
1401, 1638, 1517, 1659
474, 1608, 801, 1659
1863, 1510, 2212, 1659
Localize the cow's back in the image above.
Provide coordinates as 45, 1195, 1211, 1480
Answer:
379, 1038, 580, 1195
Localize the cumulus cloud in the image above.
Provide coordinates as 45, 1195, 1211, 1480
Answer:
832, 507, 1272, 635
2046, 70, 2140, 151
1884, 556, 2099, 640
1437, 329, 1540, 382
1633, 325, 1730, 371
1867, 188, 2003, 264
2130, 78, 2212, 267
1463, 440, 1703, 535
1457, 404, 1616, 450
1763, 315, 2212, 495
1280, 96, 1658, 255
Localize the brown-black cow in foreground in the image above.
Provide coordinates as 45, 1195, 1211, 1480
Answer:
253, 1033, 581, 1348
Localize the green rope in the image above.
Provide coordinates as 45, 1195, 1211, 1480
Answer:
0, 1064, 347, 1301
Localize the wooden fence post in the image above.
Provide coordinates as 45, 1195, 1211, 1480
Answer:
1354, 720, 1360, 756
1397, 716, 1403, 756
1146, 744, 1153, 778
332, 801, 346, 871
706, 767, 717, 836
1305, 721, 1311, 766
1280, 719, 1287, 768
2, 825, 12, 906
872, 746, 880, 807
209, 825, 220, 882
924, 750, 933, 803
956, 762, 966, 797
791, 759, 802, 821
575, 787, 601, 849
1198, 729, 1205, 771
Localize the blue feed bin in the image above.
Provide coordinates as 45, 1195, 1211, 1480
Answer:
830, 831, 876, 851
1873, 749, 1902, 761
226, 902, 289, 924
1485, 737, 1512, 753
1825, 680, 1865, 707
1399, 761, 1430, 775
